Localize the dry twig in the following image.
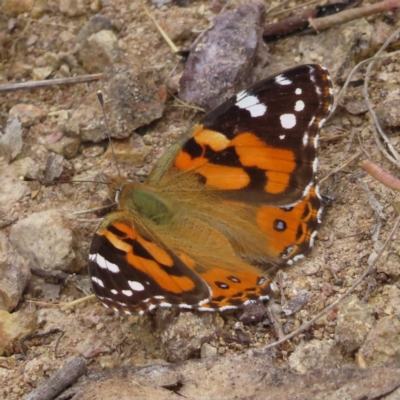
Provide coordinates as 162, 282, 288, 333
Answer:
0, 74, 105, 93
22, 357, 87, 400
319, 150, 362, 184
142, 3, 179, 53
309, 0, 400, 32
362, 27, 400, 167
361, 159, 400, 191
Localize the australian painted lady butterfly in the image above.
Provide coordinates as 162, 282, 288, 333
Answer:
88, 64, 334, 315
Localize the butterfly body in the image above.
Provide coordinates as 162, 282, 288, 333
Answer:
89, 64, 333, 315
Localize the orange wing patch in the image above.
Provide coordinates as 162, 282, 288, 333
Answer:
89, 214, 212, 314
174, 125, 296, 195
104, 221, 174, 268
199, 268, 271, 309
257, 185, 321, 264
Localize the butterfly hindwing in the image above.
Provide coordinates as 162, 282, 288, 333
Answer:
255, 184, 322, 265
89, 209, 272, 313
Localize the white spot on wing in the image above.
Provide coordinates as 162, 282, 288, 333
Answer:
303, 182, 313, 198
317, 207, 323, 223
275, 74, 292, 85
295, 88, 302, 95
313, 158, 318, 173
89, 253, 120, 273
315, 185, 322, 199
178, 304, 193, 309
318, 117, 327, 128
295, 100, 305, 112
111, 289, 118, 295
303, 133, 309, 146
314, 134, 319, 148
279, 135, 285, 140
280, 114, 296, 129
198, 298, 211, 307
128, 280, 145, 291
91, 276, 104, 288
235, 94, 267, 117
122, 290, 133, 297
310, 230, 318, 247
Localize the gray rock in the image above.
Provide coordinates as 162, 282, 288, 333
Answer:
201, 342, 217, 359
335, 296, 375, 353
358, 315, 400, 367
0, 160, 30, 207
0, 118, 23, 162
76, 14, 113, 44
59, 0, 86, 17
0, 309, 37, 356
160, 312, 218, 362
8, 104, 46, 128
179, 3, 268, 110
376, 89, 400, 129
32, 66, 53, 80
47, 136, 81, 159
288, 339, 342, 373
9, 210, 83, 273
78, 30, 121, 73
0, 231, 31, 311
76, 333, 112, 358
64, 65, 165, 142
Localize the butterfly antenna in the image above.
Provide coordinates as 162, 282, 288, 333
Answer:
97, 90, 121, 179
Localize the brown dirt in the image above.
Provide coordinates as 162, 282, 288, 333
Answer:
1, 1, 400, 399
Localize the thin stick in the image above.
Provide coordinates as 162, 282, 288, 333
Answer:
361, 159, 400, 191
309, 0, 400, 32
22, 357, 87, 400
168, 90, 205, 112
363, 26, 400, 166
142, 3, 179, 53
97, 91, 121, 178
73, 204, 115, 215
263, 215, 400, 350
319, 150, 362, 184
328, 49, 400, 119
60, 294, 97, 311
0, 73, 105, 93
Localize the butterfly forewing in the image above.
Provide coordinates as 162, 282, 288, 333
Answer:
170, 64, 333, 206
88, 211, 211, 314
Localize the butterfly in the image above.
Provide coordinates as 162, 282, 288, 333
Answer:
88, 64, 333, 315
